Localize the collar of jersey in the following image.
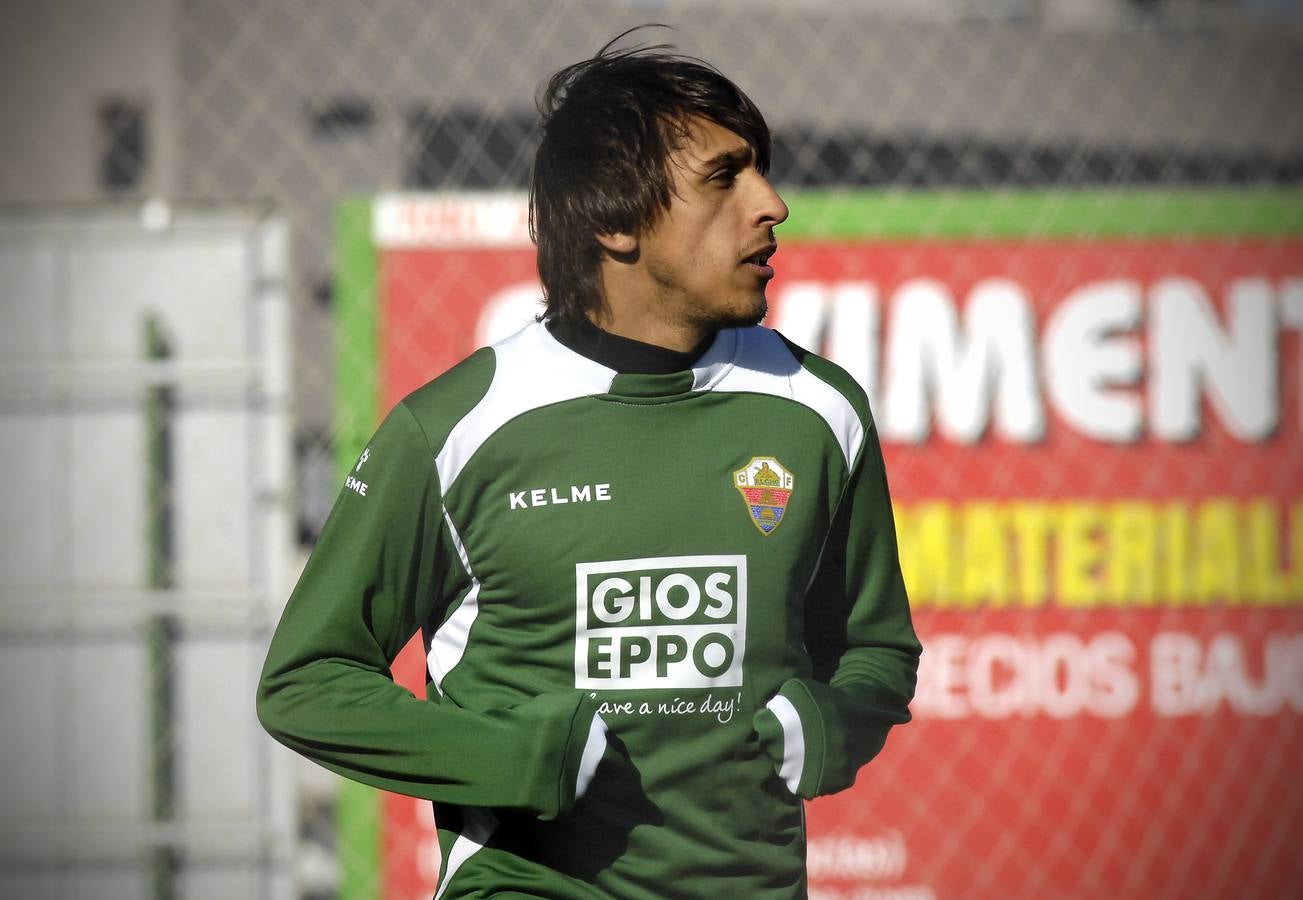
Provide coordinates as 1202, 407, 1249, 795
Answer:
537, 322, 739, 401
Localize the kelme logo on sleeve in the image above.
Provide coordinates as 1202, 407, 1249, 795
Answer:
733, 456, 794, 535
575, 555, 747, 690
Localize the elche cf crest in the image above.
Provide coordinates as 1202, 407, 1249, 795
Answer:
733, 457, 794, 536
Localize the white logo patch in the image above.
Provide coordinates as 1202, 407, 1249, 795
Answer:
575, 555, 747, 690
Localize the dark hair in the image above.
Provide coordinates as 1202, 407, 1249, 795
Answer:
530, 27, 772, 322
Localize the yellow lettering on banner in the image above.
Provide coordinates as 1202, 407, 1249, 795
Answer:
961, 503, 1009, 607
1009, 503, 1050, 608
1194, 501, 1241, 604
894, 505, 918, 602
1057, 503, 1105, 607
893, 497, 1301, 610
897, 503, 955, 608
1293, 503, 1303, 604
1245, 499, 1291, 604
895, 505, 920, 601
1158, 503, 1193, 605
1107, 502, 1158, 606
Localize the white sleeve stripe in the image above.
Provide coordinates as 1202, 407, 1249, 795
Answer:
574, 714, 609, 801
766, 694, 806, 795
426, 508, 480, 694
432, 808, 498, 900
789, 362, 865, 467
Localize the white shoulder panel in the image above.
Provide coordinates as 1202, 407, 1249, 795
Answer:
435, 321, 616, 491
708, 327, 865, 468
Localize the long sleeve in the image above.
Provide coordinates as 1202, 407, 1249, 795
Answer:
256, 402, 599, 820
754, 418, 922, 799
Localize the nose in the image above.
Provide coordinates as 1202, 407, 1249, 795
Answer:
753, 175, 789, 229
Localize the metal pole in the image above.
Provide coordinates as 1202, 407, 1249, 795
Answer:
145, 315, 179, 900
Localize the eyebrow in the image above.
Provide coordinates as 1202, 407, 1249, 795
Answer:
697, 145, 755, 173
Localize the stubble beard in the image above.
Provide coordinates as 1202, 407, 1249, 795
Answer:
646, 256, 769, 337
655, 281, 769, 335
667, 293, 767, 337
715, 295, 767, 329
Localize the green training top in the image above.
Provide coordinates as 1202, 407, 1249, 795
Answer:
257, 320, 921, 899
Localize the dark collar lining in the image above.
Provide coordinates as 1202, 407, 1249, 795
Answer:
546, 315, 715, 375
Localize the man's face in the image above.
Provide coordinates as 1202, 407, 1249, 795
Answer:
635, 117, 789, 332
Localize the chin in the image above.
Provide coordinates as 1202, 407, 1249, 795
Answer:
738, 303, 767, 328
738, 296, 768, 328
712, 296, 767, 330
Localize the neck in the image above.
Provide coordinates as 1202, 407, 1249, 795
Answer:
587, 308, 707, 353
594, 265, 710, 352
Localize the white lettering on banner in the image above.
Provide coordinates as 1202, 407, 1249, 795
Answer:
776, 281, 881, 405
373, 192, 531, 249
809, 889, 937, 900
1043, 280, 1143, 442
475, 281, 545, 347
881, 278, 1043, 443
1150, 278, 1276, 441
768, 276, 1303, 445
807, 832, 908, 882
575, 555, 747, 690
913, 632, 1139, 719
914, 630, 1303, 719
1150, 631, 1303, 716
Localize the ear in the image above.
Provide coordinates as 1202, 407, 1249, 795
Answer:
595, 230, 637, 256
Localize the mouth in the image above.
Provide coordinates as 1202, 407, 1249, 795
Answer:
741, 242, 778, 278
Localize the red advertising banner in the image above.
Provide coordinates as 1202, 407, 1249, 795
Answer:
349, 193, 1303, 900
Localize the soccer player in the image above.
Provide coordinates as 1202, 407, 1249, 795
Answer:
258, 30, 921, 899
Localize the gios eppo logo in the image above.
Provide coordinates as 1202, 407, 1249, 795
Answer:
574, 555, 747, 690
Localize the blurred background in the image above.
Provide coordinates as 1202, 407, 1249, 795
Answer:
1, 0, 1300, 898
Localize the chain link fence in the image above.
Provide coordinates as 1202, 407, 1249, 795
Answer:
3, 1, 1301, 898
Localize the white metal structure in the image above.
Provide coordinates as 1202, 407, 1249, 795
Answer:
0, 205, 296, 900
